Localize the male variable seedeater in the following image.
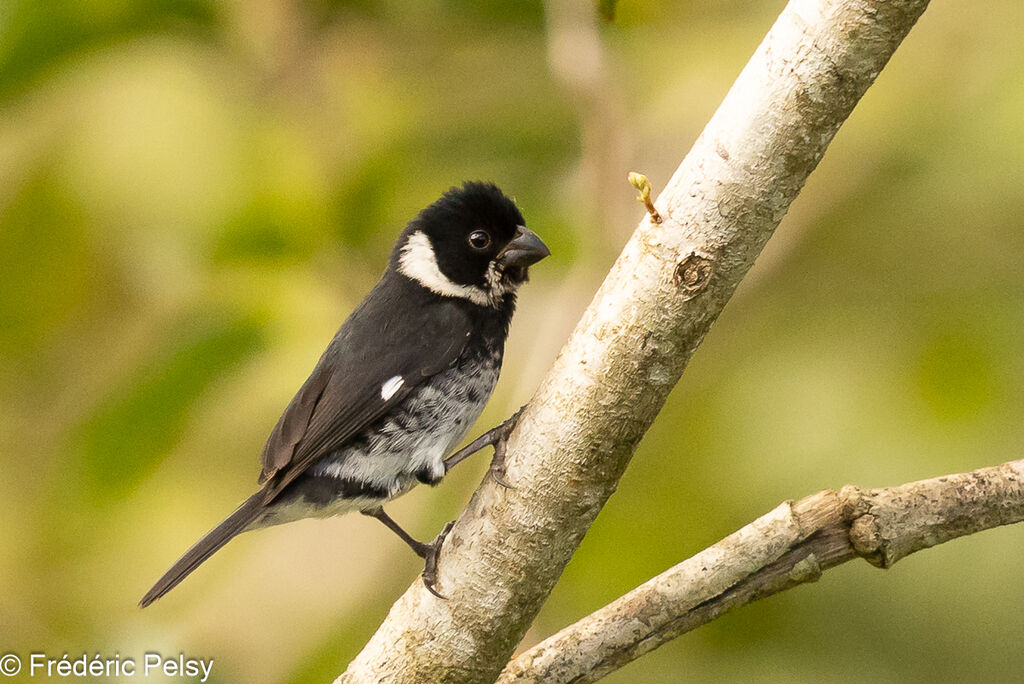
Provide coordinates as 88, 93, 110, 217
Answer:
140, 182, 548, 606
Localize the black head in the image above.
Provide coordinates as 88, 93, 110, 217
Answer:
392, 182, 549, 308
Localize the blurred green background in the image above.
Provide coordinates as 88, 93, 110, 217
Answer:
3, 0, 1024, 682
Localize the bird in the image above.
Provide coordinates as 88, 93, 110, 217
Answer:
140, 182, 549, 607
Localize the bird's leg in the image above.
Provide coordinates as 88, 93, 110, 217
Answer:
364, 408, 527, 597
442, 405, 525, 488
362, 506, 454, 599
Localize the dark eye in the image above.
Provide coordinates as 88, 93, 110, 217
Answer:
468, 230, 491, 250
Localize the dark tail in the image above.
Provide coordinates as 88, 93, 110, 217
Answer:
140, 492, 266, 608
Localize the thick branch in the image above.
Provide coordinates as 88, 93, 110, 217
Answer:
339, 1, 931, 681
500, 459, 1024, 682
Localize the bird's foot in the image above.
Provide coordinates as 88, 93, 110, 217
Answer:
421, 521, 456, 599
443, 405, 526, 489
487, 405, 524, 488
486, 423, 516, 489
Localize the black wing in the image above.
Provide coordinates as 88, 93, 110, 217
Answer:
257, 284, 472, 501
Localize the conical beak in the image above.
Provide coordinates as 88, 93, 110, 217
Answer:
497, 226, 550, 269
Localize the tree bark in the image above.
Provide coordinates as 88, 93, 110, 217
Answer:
338, 0, 931, 681
498, 458, 1024, 682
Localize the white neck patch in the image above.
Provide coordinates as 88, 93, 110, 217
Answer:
398, 231, 497, 307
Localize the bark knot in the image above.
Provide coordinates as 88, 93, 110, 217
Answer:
674, 252, 714, 299
839, 485, 890, 567
848, 514, 886, 566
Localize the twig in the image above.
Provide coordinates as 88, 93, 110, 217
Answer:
499, 459, 1024, 682
628, 172, 662, 223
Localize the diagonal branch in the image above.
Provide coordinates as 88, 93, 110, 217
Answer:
338, 1, 931, 681
499, 459, 1024, 682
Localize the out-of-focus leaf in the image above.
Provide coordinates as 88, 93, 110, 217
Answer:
599, 0, 619, 22
71, 308, 265, 502
439, 0, 544, 26
0, 166, 96, 360
0, 0, 219, 102
330, 154, 402, 250
212, 196, 320, 265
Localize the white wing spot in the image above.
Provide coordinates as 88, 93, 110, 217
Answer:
381, 375, 404, 401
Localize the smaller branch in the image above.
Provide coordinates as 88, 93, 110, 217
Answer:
499, 459, 1024, 683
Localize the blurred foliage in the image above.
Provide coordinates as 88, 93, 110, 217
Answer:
599, 0, 620, 23
72, 307, 266, 503
2, 0, 1024, 682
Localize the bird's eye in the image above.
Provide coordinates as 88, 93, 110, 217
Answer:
468, 230, 491, 250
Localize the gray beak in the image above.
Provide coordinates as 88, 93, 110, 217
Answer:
497, 226, 550, 269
